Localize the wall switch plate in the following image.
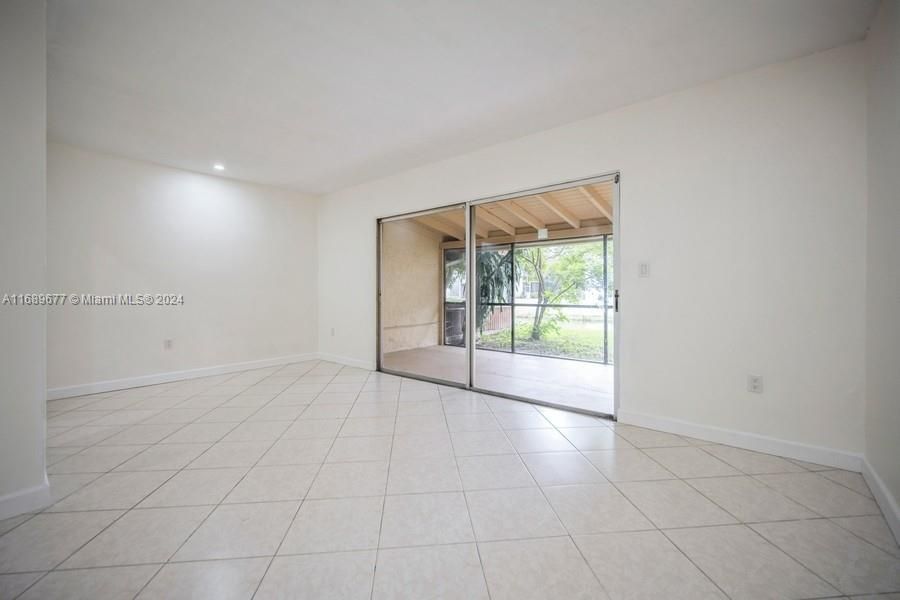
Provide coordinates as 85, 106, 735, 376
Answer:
163, 339, 173, 350
747, 375, 763, 393
330, 328, 335, 337
639, 262, 650, 277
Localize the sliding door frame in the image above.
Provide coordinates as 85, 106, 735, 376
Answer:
376, 171, 621, 418
376, 202, 471, 390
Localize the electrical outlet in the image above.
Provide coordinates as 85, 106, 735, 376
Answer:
639, 262, 650, 278
747, 374, 763, 393
163, 339, 173, 350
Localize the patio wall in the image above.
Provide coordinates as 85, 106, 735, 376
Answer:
380, 219, 442, 353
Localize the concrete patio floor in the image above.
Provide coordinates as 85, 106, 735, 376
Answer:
383, 345, 614, 415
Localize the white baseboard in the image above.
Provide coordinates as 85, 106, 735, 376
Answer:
315, 352, 377, 371
47, 352, 320, 400
617, 410, 863, 472
862, 457, 900, 545
0, 479, 50, 521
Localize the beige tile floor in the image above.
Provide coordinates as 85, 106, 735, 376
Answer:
0, 360, 897, 599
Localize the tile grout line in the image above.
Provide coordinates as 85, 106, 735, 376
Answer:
248, 363, 356, 600
441, 386, 494, 600
579, 425, 818, 598
511, 406, 734, 597
568, 416, 889, 597
13, 459, 187, 598
128, 361, 317, 599
129, 364, 308, 599
45, 377, 252, 482
499, 403, 621, 599
17, 362, 898, 598
366, 372, 403, 600
737, 521, 841, 596
11, 370, 270, 598
560, 429, 735, 599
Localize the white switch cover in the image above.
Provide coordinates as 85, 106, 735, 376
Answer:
639, 262, 650, 278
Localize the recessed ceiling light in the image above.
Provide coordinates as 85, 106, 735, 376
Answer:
213, 163, 225, 171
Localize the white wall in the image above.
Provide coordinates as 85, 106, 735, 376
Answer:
865, 0, 900, 539
318, 43, 868, 461
0, 0, 50, 518
47, 143, 318, 395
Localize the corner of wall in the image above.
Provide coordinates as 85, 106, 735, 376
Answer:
863, 0, 900, 545
0, 478, 50, 521
0, 0, 48, 522
862, 457, 900, 544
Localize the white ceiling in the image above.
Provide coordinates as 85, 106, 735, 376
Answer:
47, 0, 878, 194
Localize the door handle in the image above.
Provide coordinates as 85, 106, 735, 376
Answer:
614, 289, 619, 312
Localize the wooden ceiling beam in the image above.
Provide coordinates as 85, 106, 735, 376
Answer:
472, 219, 490, 239
415, 215, 465, 241
477, 206, 516, 236
537, 193, 580, 229
500, 200, 545, 230
440, 223, 613, 249
577, 186, 613, 220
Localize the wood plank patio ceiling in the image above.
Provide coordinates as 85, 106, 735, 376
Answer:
410, 181, 614, 242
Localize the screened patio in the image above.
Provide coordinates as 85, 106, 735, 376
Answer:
380, 179, 616, 416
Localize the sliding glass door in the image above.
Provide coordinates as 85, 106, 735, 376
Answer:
471, 197, 615, 415
378, 174, 618, 416
378, 205, 468, 385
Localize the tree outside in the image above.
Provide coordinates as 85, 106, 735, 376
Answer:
478, 237, 613, 363
442, 237, 614, 363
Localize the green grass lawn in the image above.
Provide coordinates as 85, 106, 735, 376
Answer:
478, 318, 613, 362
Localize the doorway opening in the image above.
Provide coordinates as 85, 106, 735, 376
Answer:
378, 174, 618, 417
